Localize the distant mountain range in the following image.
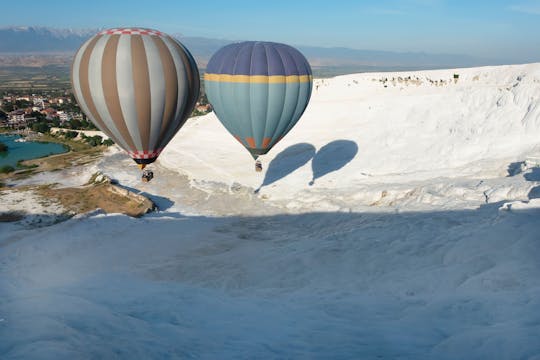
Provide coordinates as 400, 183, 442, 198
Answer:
0, 26, 498, 71
0, 27, 96, 53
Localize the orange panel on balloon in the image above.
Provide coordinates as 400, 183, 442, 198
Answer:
246, 137, 256, 148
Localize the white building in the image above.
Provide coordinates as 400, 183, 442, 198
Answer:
58, 111, 70, 123
9, 110, 25, 123
32, 97, 45, 109
7, 110, 35, 128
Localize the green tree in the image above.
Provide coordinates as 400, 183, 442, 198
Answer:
14, 100, 32, 109
3, 102, 14, 112
30, 111, 46, 122
86, 135, 103, 147
87, 121, 97, 130
64, 131, 78, 139
32, 122, 50, 134
69, 119, 82, 129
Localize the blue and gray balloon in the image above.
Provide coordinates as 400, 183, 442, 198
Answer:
204, 41, 313, 159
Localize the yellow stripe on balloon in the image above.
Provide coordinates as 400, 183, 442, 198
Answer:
204, 73, 313, 83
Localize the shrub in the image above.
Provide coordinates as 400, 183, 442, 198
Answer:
16, 160, 38, 170
0, 165, 15, 173
103, 139, 114, 146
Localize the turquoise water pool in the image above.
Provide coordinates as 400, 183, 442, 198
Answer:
0, 134, 69, 168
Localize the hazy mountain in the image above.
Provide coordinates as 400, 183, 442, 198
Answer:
0, 26, 96, 53
297, 46, 487, 68
175, 37, 487, 69
0, 26, 494, 70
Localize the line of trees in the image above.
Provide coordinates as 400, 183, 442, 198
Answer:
54, 130, 114, 147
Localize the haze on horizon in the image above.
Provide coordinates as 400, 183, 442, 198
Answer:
2, 0, 540, 64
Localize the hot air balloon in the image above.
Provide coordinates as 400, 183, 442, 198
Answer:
71, 28, 200, 179
204, 41, 312, 171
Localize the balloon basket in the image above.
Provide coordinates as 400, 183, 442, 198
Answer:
141, 169, 154, 182
255, 160, 263, 172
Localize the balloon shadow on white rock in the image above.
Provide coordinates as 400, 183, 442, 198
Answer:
117, 184, 175, 211
524, 167, 540, 182
309, 140, 358, 186
255, 143, 316, 193
524, 167, 540, 200
507, 162, 524, 177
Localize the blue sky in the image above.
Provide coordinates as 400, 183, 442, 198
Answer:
3, 0, 540, 62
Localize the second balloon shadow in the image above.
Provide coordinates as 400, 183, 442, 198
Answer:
256, 140, 358, 192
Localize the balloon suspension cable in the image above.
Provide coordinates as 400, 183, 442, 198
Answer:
138, 163, 146, 170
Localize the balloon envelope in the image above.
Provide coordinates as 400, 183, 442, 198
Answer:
204, 41, 312, 159
71, 28, 200, 165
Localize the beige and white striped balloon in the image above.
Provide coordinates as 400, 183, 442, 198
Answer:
71, 28, 200, 166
